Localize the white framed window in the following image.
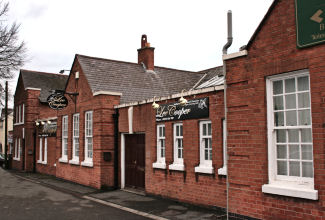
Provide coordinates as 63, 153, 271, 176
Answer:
195, 120, 213, 174
43, 138, 47, 164
262, 70, 318, 200
82, 111, 93, 167
18, 138, 21, 160
38, 137, 43, 162
169, 123, 184, 171
153, 124, 166, 169
14, 104, 24, 125
70, 113, 80, 165
14, 138, 18, 159
60, 115, 68, 162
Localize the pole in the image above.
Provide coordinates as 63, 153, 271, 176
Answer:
4, 81, 8, 169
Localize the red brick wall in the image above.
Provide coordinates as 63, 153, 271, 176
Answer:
225, 0, 325, 219
56, 59, 120, 189
118, 91, 226, 208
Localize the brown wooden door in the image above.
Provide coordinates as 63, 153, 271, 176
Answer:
125, 134, 145, 189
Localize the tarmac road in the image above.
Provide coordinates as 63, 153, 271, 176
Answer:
0, 168, 150, 220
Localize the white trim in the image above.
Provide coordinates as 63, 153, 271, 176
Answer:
195, 121, 212, 171
222, 50, 248, 61
72, 113, 80, 162
171, 123, 183, 165
121, 133, 126, 189
25, 87, 41, 91
265, 70, 317, 197
59, 158, 68, 163
81, 161, 93, 167
218, 119, 227, 175
153, 124, 165, 166
152, 162, 166, 169
69, 159, 80, 165
39, 137, 43, 161
61, 115, 68, 161
128, 107, 133, 134
44, 137, 47, 163
195, 166, 214, 174
93, 91, 122, 96
114, 85, 224, 109
169, 163, 185, 171
84, 111, 93, 163
262, 184, 318, 200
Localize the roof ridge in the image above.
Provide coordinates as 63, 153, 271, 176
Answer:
20, 69, 68, 77
198, 65, 223, 73
76, 53, 200, 74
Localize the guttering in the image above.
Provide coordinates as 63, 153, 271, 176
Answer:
223, 10, 233, 220
114, 85, 224, 109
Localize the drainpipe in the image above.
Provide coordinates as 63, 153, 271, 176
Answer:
113, 109, 119, 189
222, 10, 233, 220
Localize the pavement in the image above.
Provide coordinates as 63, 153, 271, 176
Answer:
8, 170, 240, 220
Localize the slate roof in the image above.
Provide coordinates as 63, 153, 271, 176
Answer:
77, 54, 223, 104
20, 70, 68, 103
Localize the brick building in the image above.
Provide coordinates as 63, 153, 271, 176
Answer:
54, 35, 224, 190
12, 70, 67, 174
222, 0, 325, 219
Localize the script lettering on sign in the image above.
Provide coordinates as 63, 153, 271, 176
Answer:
47, 93, 68, 110
156, 97, 209, 122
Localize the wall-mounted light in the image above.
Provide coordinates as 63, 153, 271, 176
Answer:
152, 96, 160, 109
47, 120, 51, 124
41, 121, 45, 125
179, 89, 188, 106
35, 121, 40, 126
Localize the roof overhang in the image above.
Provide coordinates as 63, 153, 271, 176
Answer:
114, 85, 224, 109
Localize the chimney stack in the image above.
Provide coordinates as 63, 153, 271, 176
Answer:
138, 34, 155, 70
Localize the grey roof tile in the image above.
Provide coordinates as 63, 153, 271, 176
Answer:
20, 70, 68, 103
77, 54, 214, 104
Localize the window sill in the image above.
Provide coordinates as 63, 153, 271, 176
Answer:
195, 165, 214, 174
81, 161, 93, 167
37, 160, 43, 164
218, 166, 227, 176
69, 159, 80, 165
13, 122, 24, 126
152, 162, 166, 169
13, 157, 20, 161
262, 184, 318, 200
169, 163, 185, 171
59, 158, 68, 163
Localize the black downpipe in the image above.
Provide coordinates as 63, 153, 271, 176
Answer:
113, 109, 119, 189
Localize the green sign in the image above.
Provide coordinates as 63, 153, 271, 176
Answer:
295, 0, 325, 48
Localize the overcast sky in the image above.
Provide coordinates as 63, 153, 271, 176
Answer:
6, 0, 274, 103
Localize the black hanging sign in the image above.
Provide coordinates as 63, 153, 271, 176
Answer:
38, 121, 57, 137
47, 92, 68, 110
156, 97, 209, 122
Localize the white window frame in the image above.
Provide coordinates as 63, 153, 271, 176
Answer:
218, 119, 227, 175
59, 115, 68, 163
262, 69, 318, 200
169, 123, 184, 171
153, 124, 166, 169
14, 138, 18, 160
43, 138, 47, 164
70, 113, 80, 165
195, 120, 214, 174
18, 138, 21, 160
14, 104, 24, 125
82, 111, 93, 167
38, 137, 43, 163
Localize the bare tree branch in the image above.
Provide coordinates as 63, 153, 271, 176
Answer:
0, 1, 26, 107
